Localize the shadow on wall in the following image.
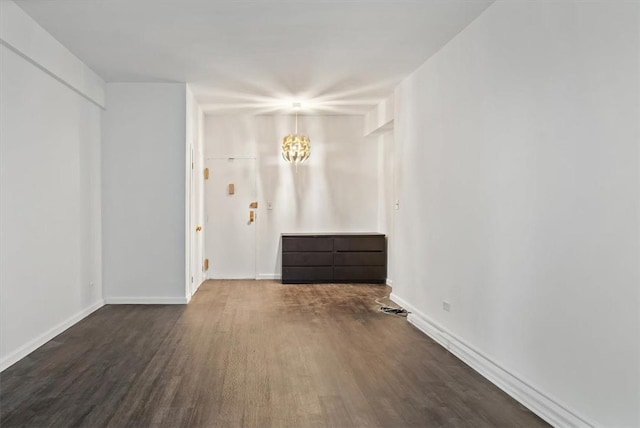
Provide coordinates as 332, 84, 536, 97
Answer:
275, 115, 375, 233
274, 236, 282, 275
293, 166, 309, 228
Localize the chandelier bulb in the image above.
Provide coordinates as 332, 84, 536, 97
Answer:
282, 103, 310, 166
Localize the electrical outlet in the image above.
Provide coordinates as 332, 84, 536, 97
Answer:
395, 200, 400, 210
267, 202, 273, 210
443, 301, 451, 312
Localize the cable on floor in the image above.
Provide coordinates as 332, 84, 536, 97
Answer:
375, 298, 409, 317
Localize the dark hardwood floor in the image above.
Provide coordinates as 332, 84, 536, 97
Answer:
0, 280, 548, 427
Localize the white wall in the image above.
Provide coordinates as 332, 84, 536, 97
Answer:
204, 115, 379, 278
102, 83, 188, 303
0, 42, 103, 368
365, 94, 396, 284
364, 94, 394, 137
392, 1, 639, 427
377, 131, 395, 284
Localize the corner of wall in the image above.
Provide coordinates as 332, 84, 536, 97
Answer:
390, 292, 594, 428
0, 1, 106, 108
0, 300, 104, 372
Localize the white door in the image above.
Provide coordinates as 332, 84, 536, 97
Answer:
191, 147, 205, 294
205, 158, 257, 279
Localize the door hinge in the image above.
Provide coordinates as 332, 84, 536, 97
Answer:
191, 276, 194, 283
204, 258, 209, 271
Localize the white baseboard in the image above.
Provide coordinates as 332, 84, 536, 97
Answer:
386, 278, 393, 287
256, 273, 281, 280
104, 296, 189, 304
389, 293, 593, 428
0, 300, 104, 372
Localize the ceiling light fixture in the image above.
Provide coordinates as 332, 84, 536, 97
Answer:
282, 102, 310, 168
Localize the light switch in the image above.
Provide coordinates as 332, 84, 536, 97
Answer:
267, 202, 273, 210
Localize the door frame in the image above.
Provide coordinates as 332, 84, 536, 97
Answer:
204, 156, 258, 280
188, 145, 204, 296
192, 145, 205, 293
186, 144, 205, 302
185, 102, 205, 302
185, 144, 193, 302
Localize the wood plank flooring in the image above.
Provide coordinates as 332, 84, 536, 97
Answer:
0, 280, 549, 427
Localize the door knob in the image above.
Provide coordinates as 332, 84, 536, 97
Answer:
196, 226, 202, 232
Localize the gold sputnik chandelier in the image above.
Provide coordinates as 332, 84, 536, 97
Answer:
282, 103, 310, 167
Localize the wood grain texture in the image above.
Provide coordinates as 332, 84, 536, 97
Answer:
0, 280, 548, 427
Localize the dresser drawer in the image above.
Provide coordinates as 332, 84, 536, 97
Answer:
334, 236, 385, 252
283, 252, 333, 266
333, 266, 386, 282
333, 252, 386, 266
282, 237, 333, 252
281, 233, 387, 284
282, 267, 333, 283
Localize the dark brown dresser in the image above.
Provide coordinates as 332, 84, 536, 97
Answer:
281, 233, 387, 284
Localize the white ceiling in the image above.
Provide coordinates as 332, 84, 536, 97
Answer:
16, 0, 493, 114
